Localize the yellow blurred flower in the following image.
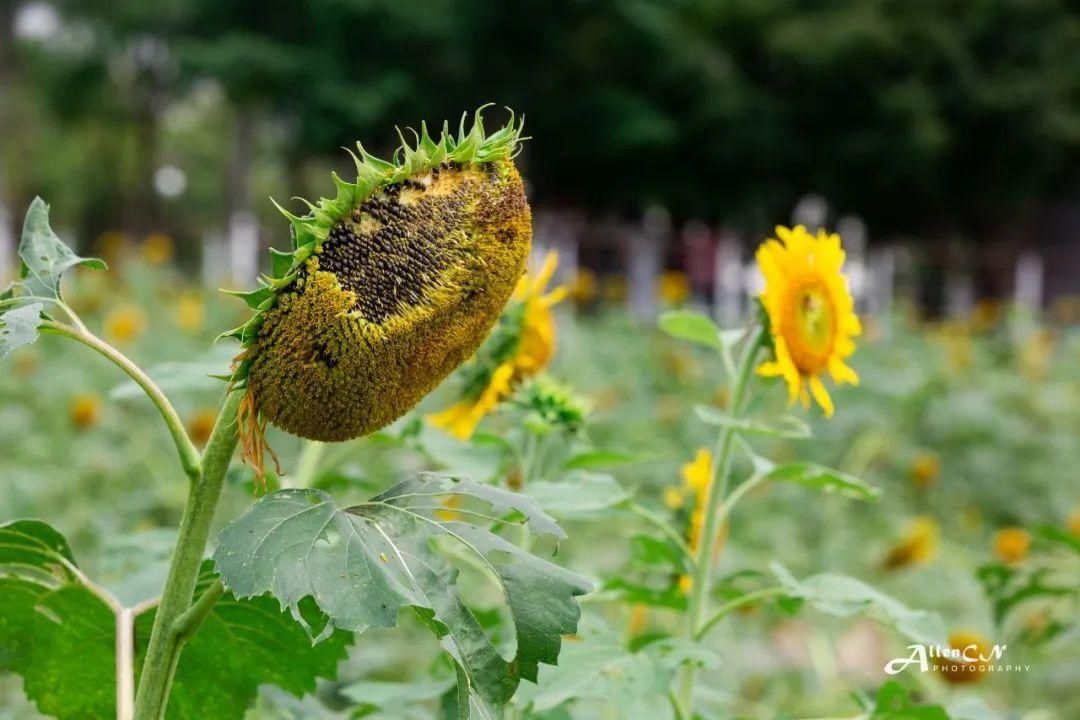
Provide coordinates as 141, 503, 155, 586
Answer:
12, 349, 39, 378
186, 408, 218, 447
992, 527, 1031, 564
603, 275, 627, 303
141, 232, 175, 265
429, 252, 566, 440
678, 574, 693, 595
104, 305, 146, 346
970, 299, 1002, 333
884, 516, 940, 570
662, 348, 699, 380
1019, 329, 1055, 381
627, 604, 649, 636
911, 451, 940, 490
671, 448, 719, 596
568, 267, 599, 305
663, 487, 685, 510
95, 230, 128, 267
70, 393, 101, 430
435, 494, 463, 522
681, 449, 712, 496
756, 225, 861, 418
657, 270, 691, 306
1068, 507, 1080, 538
937, 630, 992, 685
175, 291, 205, 332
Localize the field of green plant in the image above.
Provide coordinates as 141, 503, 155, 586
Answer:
2, 188, 1078, 720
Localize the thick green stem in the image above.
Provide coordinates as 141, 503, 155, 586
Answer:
292, 440, 326, 488
133, 390, 242, 720
39, 321, 201, 482
677, 326, 764, 715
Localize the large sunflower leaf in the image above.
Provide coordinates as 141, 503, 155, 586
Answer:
771, 562, 946, 646
0, 520, 117, 720
0, 520, 350, 720
18, 197, 106, 300
134, 562, 352, 720
213, 474, 593, 720
0, 302, 44, 361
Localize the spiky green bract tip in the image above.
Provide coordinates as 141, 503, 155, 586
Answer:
222, 107, 533, 464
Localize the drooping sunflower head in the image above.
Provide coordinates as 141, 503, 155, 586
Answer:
756, 225, 862, 417
223, 108, 532, 455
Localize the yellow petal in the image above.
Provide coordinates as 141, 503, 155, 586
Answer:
427, 402, 480, 441
809, 375, 835, 418
757, 361, 785, 378
828, 357, 859, 386
533, 251, 559, 293
541, 285, 569, 308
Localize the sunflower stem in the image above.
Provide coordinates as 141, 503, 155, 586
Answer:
39, 320, 201, 482
134, 390, 242, 720
292, 439, 326, 488
677, 324, 764, 715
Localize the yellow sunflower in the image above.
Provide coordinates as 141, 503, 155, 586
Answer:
70, 393, 102, 430
884, 516, 940, 570
911, 451, 941, 490
756, 225, 861, 417
937, 630, 992, 685
674, 448, 730, 593
429, 252, 566, 440
992, 527, 1031, 564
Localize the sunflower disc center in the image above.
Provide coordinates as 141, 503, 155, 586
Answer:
783, 277, 836, 373
314, 169, 471, 323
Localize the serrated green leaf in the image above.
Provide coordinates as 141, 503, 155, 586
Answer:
340, 678, 455, 716
18, 197, 105, 300
213, 475, 591, 719
657, 310, 723, 350
0, 302, 44, 360
762, 461, 880, 500
517, 621, 696, 718
525, 472, 630, 518
628, 535, 683, 568
601, 578, 686, 611
694, 406, 812, 438
0, 520, 350, 720
134, 562, 352, 720
869, 681, 951, 719
561, 450, 652, 471
976, 563, 1073, 626
0, 520, 118, 719
770, 562, 946, 646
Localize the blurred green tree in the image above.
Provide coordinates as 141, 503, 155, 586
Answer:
4, 0, 1078, 245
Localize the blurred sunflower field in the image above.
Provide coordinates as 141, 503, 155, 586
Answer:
2, 212, 1078, 720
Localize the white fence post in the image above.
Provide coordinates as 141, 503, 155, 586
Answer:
0, 203, 12, 282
